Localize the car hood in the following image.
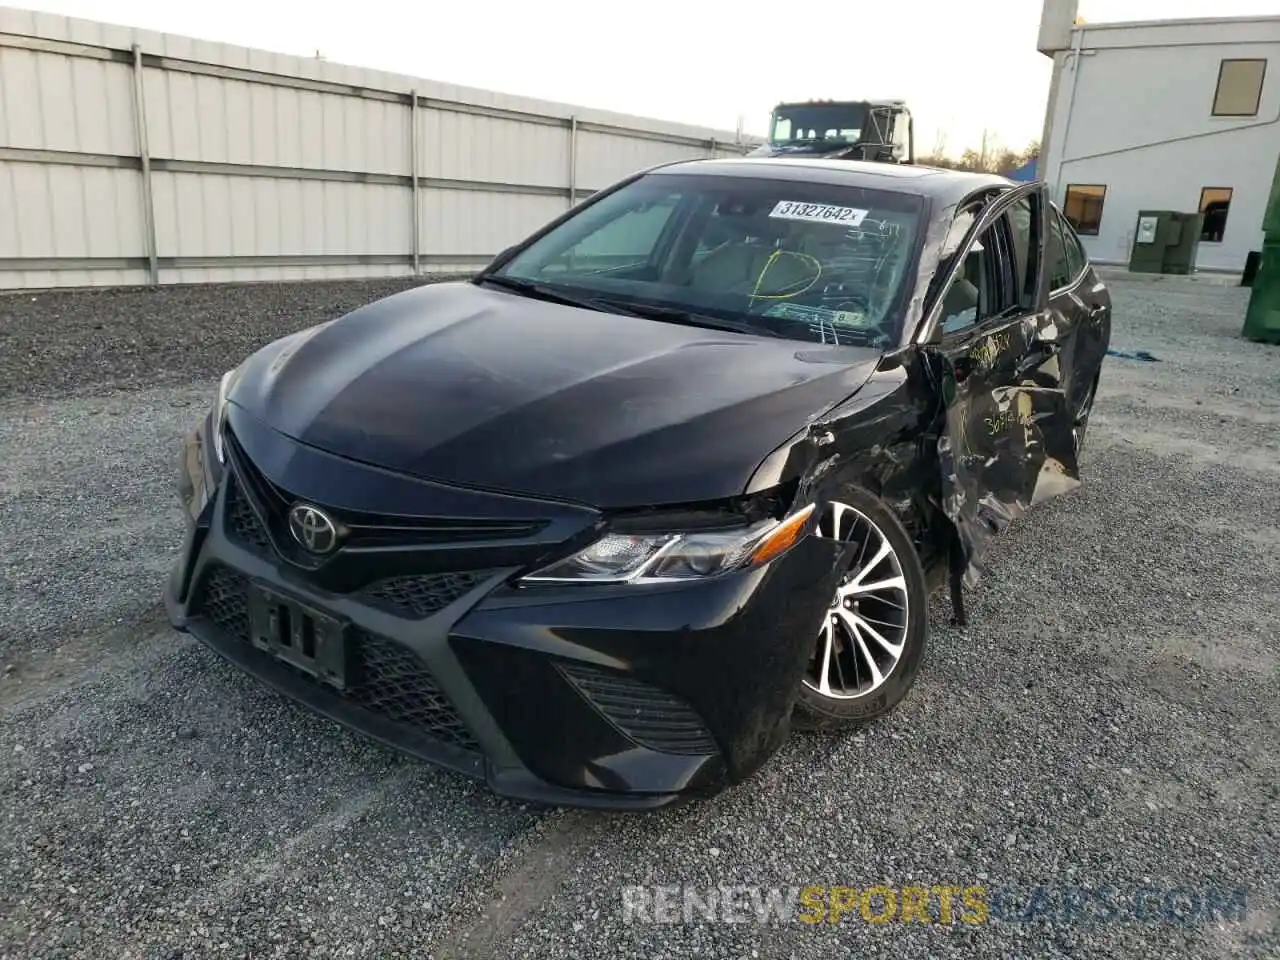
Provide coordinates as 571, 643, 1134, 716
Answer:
230, 281, 884, 508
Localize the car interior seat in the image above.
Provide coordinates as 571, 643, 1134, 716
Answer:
688, 216, 815, 297
939, 246, 983, 331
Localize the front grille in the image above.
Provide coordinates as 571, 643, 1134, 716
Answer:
196, 566, 478, 752
224, 475, 271, 554
223, 426, 547, 550
359, 571, 499, 619
559, 662, 719, 756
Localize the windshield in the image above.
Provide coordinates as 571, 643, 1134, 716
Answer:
770, 103, 867, 145
490, 173, 924, 349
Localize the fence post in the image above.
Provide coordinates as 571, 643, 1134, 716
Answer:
710, 137, 717, 158
130, 44, 159, 286
410, 89, 420, 275
568, 115, 578, 207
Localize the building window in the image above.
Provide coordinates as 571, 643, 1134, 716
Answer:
1198, 187, 1233, 243
1212, 59, 1266, 117
1063, 184, 1106, 236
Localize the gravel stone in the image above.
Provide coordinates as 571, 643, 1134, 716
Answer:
1, 275, 1276, 958
0, 278, 450, 402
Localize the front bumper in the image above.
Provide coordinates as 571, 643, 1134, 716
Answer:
166, 413, 842, 810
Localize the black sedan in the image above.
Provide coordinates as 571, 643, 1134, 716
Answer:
165, 157, 1110, 809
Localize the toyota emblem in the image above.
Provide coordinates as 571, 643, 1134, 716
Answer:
288, 503, 339, 554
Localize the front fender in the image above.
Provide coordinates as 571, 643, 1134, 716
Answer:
745, 358, 948, 574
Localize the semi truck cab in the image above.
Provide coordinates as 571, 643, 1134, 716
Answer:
750, 100, 915, 164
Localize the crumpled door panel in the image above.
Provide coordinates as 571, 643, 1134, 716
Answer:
937, 314, 1083, 587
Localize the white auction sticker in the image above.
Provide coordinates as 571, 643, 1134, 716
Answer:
769, 200, 869, 226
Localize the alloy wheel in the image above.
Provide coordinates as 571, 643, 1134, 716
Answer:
804, 500, 911, 700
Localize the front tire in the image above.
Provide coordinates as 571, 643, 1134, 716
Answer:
793, 484, 929, 731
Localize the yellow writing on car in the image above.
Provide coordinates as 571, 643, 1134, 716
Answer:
970, 331, 1015, 370
985, 392, 1037, 436
797, 885, 989, 924
985, 409, 1037, 436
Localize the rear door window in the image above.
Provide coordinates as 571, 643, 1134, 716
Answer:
1060, 212, 1088, 280
1047, 212, 1072, 291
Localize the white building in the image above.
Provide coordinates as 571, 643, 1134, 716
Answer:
1037, 0, 1279, 274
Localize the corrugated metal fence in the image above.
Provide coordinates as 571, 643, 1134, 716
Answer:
0, 6, 754, 289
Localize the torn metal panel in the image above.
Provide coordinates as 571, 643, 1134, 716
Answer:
743, 178, 1111, 607
936, 333, 1083, 587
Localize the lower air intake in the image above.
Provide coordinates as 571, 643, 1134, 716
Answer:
196, 566, 479, 752
558, 661, 719, 756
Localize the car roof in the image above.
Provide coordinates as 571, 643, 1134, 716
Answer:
650, 157, 1013, 208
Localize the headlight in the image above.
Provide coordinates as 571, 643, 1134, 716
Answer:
521, 503, 815, 584
210, 365, 243, 465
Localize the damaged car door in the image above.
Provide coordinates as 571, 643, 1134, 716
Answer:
1045, 203, 1111, 453
917, 182, 1083, 593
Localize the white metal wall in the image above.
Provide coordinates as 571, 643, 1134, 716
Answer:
0, 5, 756, 289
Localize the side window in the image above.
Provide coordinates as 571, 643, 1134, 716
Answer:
1005, 197, 1033, 307
1047, 212, 1072, 291
1061, 214, 1088, 279
1048, 208, 1086, 291
938, 215, 1017, 336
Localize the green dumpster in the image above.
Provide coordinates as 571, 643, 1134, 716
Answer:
1242, 154, 1280, 345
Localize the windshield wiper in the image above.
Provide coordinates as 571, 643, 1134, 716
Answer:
479, 276, 784, 339
476, 275, 619, 314
591, 299, 787, 339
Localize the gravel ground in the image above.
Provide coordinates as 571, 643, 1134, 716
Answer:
1, 275, 1277, 959
0, 279, 440, 402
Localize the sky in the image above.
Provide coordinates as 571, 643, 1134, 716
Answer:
13, 0, 1280, 156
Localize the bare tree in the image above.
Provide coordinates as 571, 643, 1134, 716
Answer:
919, 132, 1040, 176
930, 128, 949, 159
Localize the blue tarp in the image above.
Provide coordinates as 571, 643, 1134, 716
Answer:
1107, 348, 1160, 362
1009, 158, 1038, 182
